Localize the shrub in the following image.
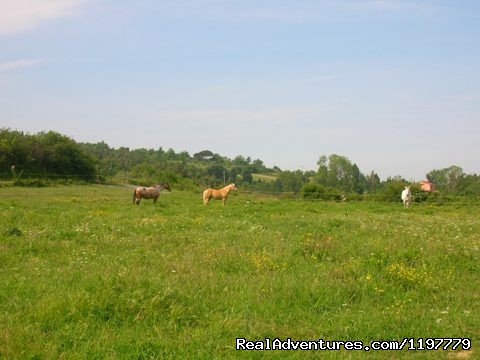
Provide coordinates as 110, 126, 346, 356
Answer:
13, 178, 49, 187
302, 183, 343, 201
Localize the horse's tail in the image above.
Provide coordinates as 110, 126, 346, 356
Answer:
133, 188, 137, 204
203, 189, 210, 205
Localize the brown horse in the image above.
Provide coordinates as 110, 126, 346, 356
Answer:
203, 183, 237, 206
133, 183, 171, 205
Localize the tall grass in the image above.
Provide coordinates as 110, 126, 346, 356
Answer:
0, 185, 478, 359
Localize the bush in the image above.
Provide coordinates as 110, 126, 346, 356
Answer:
13, 179, 49, 187
302, 183, 323, 200
302, 183, 343, 201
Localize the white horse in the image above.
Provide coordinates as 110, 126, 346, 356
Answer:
401, 186, 412, 208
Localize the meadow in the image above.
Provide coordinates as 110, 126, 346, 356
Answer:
0, 185, 478, 359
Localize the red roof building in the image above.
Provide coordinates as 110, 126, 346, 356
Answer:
420, 180, 436, 192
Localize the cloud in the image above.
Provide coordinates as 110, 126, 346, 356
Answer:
0, 0, 89, 36
0, 59, 47, 72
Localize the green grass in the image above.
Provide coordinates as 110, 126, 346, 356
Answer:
252, 173, 277, 182
0, 185, 479, 359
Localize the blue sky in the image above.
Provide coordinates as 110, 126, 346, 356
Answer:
1, 0, 479, 180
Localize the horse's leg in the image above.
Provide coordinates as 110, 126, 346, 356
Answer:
222, 197, 226, 206
153, 196, 158, 204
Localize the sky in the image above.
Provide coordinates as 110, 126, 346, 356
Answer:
1, 0, 479, 181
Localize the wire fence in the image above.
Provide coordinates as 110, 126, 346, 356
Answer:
1, 172, 96, 179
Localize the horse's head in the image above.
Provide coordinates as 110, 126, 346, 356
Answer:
162, 183, 171, 191
230, 183, 238, 191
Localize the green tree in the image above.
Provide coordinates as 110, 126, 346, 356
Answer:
455, 174, 480, 196
276, 170, 308, 193
242, 168, 253, 184
365, 170, 381, 192
426, 165, 464, 192
315, 154, 366, 194
37, 131, 97, 179
194, 150, 214, 161
0, 129, 96, 180
233, 155, 249, 167
207, 164, 227, 184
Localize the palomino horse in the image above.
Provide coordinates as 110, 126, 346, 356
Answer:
133, 183, 171, 205
203, 183, 237, 206
401, 186, 412, 208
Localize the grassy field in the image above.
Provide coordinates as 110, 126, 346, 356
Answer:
0, 185, 478, 359
252, 173, 277, 182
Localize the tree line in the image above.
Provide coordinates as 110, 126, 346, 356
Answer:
1, 129, 479, 200
1, 129, 97, 181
